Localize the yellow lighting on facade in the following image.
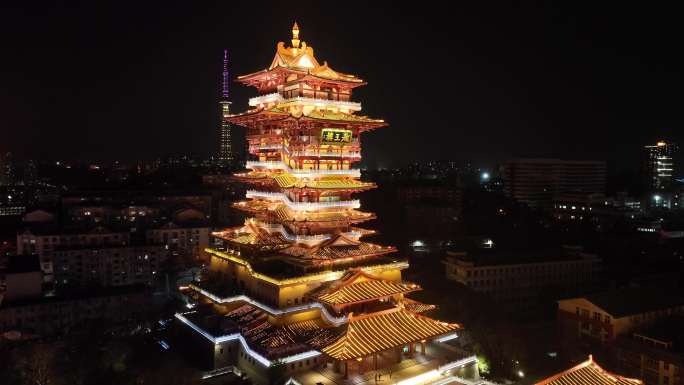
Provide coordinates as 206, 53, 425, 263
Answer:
206, 248, 408, 287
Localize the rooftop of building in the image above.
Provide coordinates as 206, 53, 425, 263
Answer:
237, 23, 364, 86
1, 284, 150, 308
249, 254, 404, 280
312, 270, 420, 306
60, 187, 212, 199
535, 355, 642, 385
632, 315, 684, 347
505, 158, 607, 166
615, 316, 684, 364
184, 301, 343, 360
445, 245, 597, 267
5, 254, 41, 274
19, 220, 209, 237
52, 242, 166, 252
581, 286, 684, 318
321, 307, 459, 361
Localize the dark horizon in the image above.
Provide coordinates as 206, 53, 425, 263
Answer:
2, 2, 683, 171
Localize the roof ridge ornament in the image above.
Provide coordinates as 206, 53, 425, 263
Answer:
291, 21, 301, 50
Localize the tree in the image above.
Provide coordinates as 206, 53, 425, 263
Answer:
16, 343, 57, 385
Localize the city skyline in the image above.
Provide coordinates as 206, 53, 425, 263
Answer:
1, 2, 683, 170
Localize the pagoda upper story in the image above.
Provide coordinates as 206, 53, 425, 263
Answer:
229, 23, 385, 133
237, 22, 365, 97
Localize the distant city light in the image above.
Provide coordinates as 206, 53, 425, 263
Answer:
412, 240, 425, 247
653, 194, 662, 202
481, 172, 490, 181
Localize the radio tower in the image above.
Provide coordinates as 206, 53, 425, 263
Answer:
218, 49, 232, 165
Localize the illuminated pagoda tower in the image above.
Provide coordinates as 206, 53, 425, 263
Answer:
218, 49, 233, 164
177, 23, 478, 384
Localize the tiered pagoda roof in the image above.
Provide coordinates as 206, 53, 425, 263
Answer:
321, 307, 459, 361
535, 356, 643, 385
228, 107, 386, 131
274, 206, 376, 224
280, 235, 396, 262
273, 173, 375, 190
222, 303, 343, 359
402, 298, 437, 314
314, 270, 419, 306
237, 22, 365, 89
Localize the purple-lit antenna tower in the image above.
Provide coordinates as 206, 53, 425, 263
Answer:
218, 49, 233, 164
222, 49, 230, 99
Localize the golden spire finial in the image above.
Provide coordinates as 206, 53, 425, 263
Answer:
291, 21, 301, 49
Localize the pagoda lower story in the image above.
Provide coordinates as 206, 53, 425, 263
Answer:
175, 23, 479, 385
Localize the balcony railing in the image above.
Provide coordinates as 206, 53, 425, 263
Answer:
284, 146, 362, 159
246, 190, 361, 210
245, 161, 361, 177
249, 93, 362, 111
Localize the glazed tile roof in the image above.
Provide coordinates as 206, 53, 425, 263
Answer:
305, 109, 384, 124
282, 241, 395, 261
214, 227, 291, 250
229, 107, 386, 129
229, 232, 290, 248
321, 307, 458, 361
223, 303, 342, 359
238, 22, 364, 85
275, 206, 375, 223
317, 279, 419, 306
535, 356, 643, 385
402, 298, 437, 314
273, 173, 298, 188
233, 200, 276, 213
272, 173, 375, 190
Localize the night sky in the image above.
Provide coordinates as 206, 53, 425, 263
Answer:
2, 2, 683, 171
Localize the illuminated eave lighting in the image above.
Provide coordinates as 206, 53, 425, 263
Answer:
188, 285, 347, 326
248, 93, 362, 111
246, 190, 361, 210
204, 248, 408, 287
245, 161, 361, 177
175, 312, 322, 367
435, 332, 459, 343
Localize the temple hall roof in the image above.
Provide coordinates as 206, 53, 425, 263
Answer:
237, 23, 364, 86
402, 298, 437, 314
228, 106, 386, 130
321, 307, 459, 361
282, 237, 396, 261
275, 206, 375, 223
535, 355, 643, 385
315, 270, 420, 306
273, 173, 375, 190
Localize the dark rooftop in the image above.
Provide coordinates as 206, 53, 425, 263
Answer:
6, 254, 41, 274
585, 286, 684, 318
446, 246, 597, 266
634, 316, 684, 350
2, 284, 150, 308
